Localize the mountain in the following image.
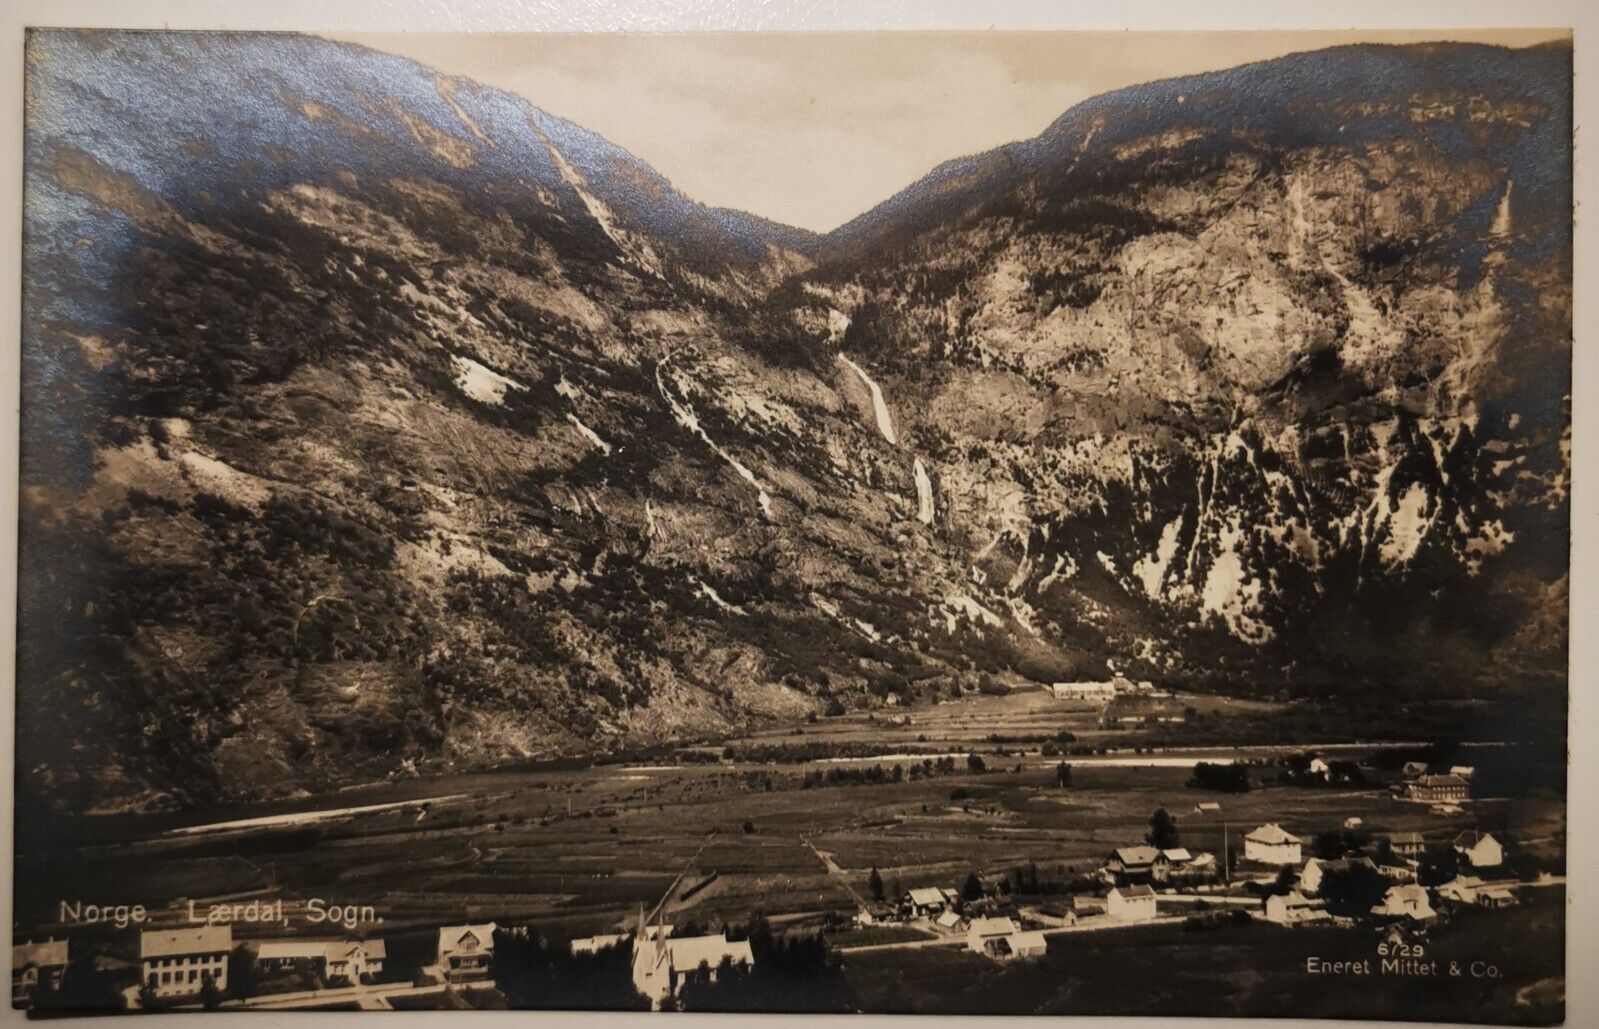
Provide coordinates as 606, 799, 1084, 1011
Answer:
19, 31, 1569, 812
798, 41, 1570, 699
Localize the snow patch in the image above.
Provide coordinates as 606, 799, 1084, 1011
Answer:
1200, 520, 1273, 644
1379, 482, 1433, 566
566, 413, 612, 455
1134, 516, 1184, 599
451, 353, 524, 406
656, 364, 774, 518
945, 594, 1006, 630
693, 578, 745, 615
179, 451, 271, 508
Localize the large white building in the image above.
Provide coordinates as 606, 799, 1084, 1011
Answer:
1049, 681, 1117, 702
631, 912, 754, 1010
965, 916, 1045, 961
1106, 885, 1158, 922
140, 926, 231, 999
1453, 831, 1505, 869
1243, 824, 1302, 866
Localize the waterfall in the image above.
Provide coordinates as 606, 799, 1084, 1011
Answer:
1491, 180, 1513, 239
838, 355, 898, 445
914, 458, 936, 525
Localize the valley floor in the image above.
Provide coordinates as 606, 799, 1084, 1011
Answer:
14, 690, 1565, 1020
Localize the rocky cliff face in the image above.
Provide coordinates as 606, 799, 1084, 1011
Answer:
797, 42, 1570, 700
20, 32, 1569, 811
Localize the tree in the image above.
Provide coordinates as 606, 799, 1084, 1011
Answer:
1147, 807, 1180, 850
962, 872, 984, 902
966, 754, 987, 773
1190, 761, 1252, 793
868, 867, 885, 902
1320, 865, 1389, 918
742, 820, 756, 834
227, 944, 259, 1001
490, 927, 648, 1011
1313, 830, 1347, 859
1055, 761, 1073, 788
200, 974, 223, 1011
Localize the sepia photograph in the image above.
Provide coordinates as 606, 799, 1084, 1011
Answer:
10, 14, 1575, 1024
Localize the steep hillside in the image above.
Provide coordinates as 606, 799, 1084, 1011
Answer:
794, 42, 1570, 700
19, 32, 1569, 813
20, 30, 1003, 812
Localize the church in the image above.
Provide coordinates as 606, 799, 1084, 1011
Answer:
630, 907, 755, 1009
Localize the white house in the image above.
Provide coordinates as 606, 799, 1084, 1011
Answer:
966, 916, 1020, 953
965, 917, 1045, 961
631, 918, 754, 1010
1106, 885, 1158, 922
934, 909, 964, 933
1453, 831, 1505, 869
1308, 756, 1331, 778
1107, 845, 1159, 881
324, 940, 384, 983
905, 887, 952, 917
436, 923, 497, 982
1477, 887, 1518, 909
985, 930, 1048, 961
1243, 824, 1302, 866
1388, 831, 1426, 860
1264, 891, 1329, 925
140, 926, 231, 999
12, 938, 68, 1007
1372, 884, 1436, 922
1152, 848, 1195, 883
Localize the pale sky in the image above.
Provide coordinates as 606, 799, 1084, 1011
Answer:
331, 30, 1567, 233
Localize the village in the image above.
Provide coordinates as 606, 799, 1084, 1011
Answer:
6, 674, 1567, 1009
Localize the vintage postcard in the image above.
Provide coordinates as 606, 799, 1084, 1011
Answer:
13, 26, 1570, 1022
